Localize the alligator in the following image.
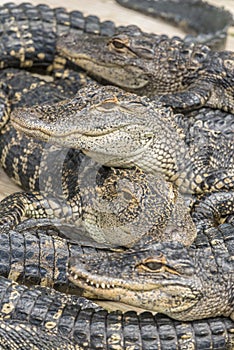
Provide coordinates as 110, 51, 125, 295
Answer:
0, 69, 198, 248
0, 162, 197, 248
0, 2, 117, 71
0, 68, 232, 348
57, 26, 234, 113
0, 3, 233, 116
0, 1, 232, 72
0, 2, 233, 348
0, 189, 231, 293
1, 80, 233, 251
0, 184, 233, 319
0, 220, 233, 349
115, 0, 234, 50
69, 219, 234, 322
1, 272, 234, 350
11, 84, 234, 196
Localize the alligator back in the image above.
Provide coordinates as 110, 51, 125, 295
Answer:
0, 275, 233, 349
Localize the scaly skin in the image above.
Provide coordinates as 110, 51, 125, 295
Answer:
0, 2, 117, 71
116, 0, 234, 50
0, 223, 100, 295
0, 3, 233, 348
0, 70, 196, 248
0, 192, 233, 308
1, 274, 233, 350
0, 68, 92, 180
0, 1, 232, 74
0, 166, 196, 248
176, 108, 234, 146
68, 222, 234, 321
11, 84, 234, 195
58, 26, 234, 113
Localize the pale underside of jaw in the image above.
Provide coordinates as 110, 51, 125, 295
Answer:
68, 268, 197, 314
66, 54, 148, 89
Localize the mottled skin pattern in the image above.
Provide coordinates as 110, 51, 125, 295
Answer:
0, 1, 232, 74
0, 166, 196, 248
0, 2, 233, 118
116, 0, 234, 50
12, 84, 234, 196
0, 2, 117, 71
58, 26, 234, 113
0, 3, 233, 349
0, 223, 98, 295
0, 70, 197, 248
0, 68, 91, 188
69, 222, 234, 322
0, 267, 234, 349
175, 108, 234, 146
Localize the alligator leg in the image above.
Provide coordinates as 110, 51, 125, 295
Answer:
158, 82, 211, 112
0, 191, 81, 234
192, 191, 234, 233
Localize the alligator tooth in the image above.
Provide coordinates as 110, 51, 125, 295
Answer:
101, 283, 105, 289
74, 274, 79, 280
86, 279, 90, 284
111, 284, 115, 288
107, 284, 110, 289
96, 283, 99, 288
90, 281, 94, 286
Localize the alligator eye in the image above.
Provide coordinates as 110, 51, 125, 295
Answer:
111, 39, 126, 49
144, 262, 162, 271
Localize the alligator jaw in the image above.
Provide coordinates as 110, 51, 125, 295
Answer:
11, 116, 53, 142
68, 257, 200, 318
67, 54, 149, 90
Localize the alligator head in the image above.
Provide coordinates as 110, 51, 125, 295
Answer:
11, 84, 186, 179
68, 239, 233, 321
12, 83, 233, 195
57, 27, 234, 113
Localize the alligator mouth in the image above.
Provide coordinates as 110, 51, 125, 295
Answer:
69, 267, 149, 292
11, 118, 53, 140
62, 53, 148, 89
63, 53, 118, 71
70, 270, 117, 290
68, 263, 192, 293
68, 265, 200, 315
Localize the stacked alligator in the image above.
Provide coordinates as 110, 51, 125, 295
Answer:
0, 219, 233, 349
0, 2, 233, 349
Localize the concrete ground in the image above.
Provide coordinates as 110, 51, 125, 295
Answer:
0, 0, 233, 312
